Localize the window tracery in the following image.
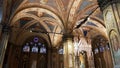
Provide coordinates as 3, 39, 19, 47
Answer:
23, 37, 47, 54
58, 48, 63, 54
23, 43, 30, 52
40, 44, 46, 54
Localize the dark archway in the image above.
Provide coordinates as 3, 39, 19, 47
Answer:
4, 36, 48, 68
92, 35, 113, 68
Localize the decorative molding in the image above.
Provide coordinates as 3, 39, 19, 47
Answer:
97, 0, 120, 11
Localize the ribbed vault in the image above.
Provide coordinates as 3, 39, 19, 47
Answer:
1, 0, 108, 47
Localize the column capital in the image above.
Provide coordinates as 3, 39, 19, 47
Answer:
97, 0, 120, 11
62, 34, 74, 41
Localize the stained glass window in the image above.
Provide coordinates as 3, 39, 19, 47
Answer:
59, 48, 63, 54
22, 37, 47, 54
94, 48, 99, 54
40, 44, 46, 53
23, 45, 30, 52
99, 46, 104, 52
32, 46, 38, 53
33, 37, 39, 43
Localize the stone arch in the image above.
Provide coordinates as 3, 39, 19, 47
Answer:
15, 31, 51, 48
9, 3, 64, 30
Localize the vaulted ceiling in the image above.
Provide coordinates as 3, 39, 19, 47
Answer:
1, 0, 108, 47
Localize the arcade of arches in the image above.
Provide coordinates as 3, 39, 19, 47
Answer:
0, 0, 120, 68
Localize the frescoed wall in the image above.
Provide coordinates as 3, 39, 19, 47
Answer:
103, 2, 120, 67
109, 31, 120, 65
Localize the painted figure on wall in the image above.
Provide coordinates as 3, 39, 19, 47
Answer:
110, 31, 120, 65
79, 51, 86, 68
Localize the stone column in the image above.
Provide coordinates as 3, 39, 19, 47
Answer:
63, 35, 74, 68
0, 25, 10, 68
97, 0, 120, 67
47, 48, 52, 68
51, 48, 58, 68
7, 44, 13, 68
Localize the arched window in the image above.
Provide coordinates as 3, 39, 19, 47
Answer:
32, 46, 38, 53
99, 46, 104, 52
23, 43, 30, 52
22, 37, 47, 53
94, 48, 99, 54
21, 36, 48, 68
58, 48, 63, 54
23, 45, 30, 52
40, 44, 46, 54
